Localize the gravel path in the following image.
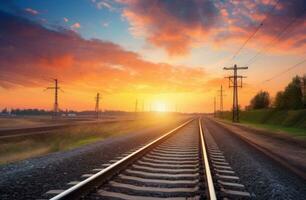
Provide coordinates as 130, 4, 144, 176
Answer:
0, 120, 186, 200
204, 117, 306, 200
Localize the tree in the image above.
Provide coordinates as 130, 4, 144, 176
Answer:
302, 75, 306, 108
273, 91, 285, 109
274, 76, 304, 110
1, 108, 8, 114
249, 91, 270, 109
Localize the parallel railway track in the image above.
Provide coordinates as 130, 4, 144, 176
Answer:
46, 118, 251, 200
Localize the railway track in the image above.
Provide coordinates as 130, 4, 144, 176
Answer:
45, 118, 251, 200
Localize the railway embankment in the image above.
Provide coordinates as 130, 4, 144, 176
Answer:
218, 109, 306, 137
208, 116, 306, 179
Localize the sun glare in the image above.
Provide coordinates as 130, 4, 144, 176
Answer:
155, 102, 166, 112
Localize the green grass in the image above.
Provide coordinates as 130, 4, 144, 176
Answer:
239, 120, 306, 137
219, 109, 306, 137
0, 114, 187, 165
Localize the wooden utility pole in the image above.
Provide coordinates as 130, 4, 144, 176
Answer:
218, 85, 225, 118
142, 100, 145, 112
213, 97, 216, 118
300, 76, 306, 105
95, 93, 100, 119
135, 99, 138, 113
224, 64, 248, 122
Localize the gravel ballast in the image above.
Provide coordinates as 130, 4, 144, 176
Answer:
204, 117, 306, 200
0, 119, 187, 200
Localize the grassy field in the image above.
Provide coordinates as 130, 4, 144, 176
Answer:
0, 114, 131, 129
0, 114, 188, 165
218, 109, 306, 137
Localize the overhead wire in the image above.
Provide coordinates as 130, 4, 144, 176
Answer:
231, 23, 263, 60
245, 15, 301, 66
262, 57, 306, 83
230, 0, 280, 61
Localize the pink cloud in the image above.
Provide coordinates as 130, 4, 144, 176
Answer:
63, 17, 69, 23
71, 22, 81, 29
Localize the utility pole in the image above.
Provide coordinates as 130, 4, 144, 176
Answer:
300, 76, 306, 105
95, 93, 100, 119
218, 85, 225, 118
135, 99, 138, 113
224, 64, 248, 122
142, 100, 145, 112
45, 79, 60, 119
213, 97, 216, 118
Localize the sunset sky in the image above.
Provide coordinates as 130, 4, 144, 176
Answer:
0, 0, 305, 113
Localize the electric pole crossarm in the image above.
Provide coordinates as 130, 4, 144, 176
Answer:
225, 76, 247, 78
224, 67, 248, 70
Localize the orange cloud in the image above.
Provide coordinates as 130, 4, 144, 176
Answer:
0, 11, 208, 95
121, 0, 219, 56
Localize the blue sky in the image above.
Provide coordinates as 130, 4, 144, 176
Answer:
0, 0, 146, 52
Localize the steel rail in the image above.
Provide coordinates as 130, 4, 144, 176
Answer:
199, 118, 217, 200
50, 118, 195, 200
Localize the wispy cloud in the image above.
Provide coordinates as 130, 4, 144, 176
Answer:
102, 21, 109, 27
63, 17, 69, 22
24, 7, 39, 15
92, 0, 115, 11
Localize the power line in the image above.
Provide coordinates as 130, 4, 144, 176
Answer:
263, 58, 306, 83
231, 23, 263, 60
245, 14, 301, 66
230, 0, 280, 61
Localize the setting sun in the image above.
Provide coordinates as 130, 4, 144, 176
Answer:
154, 101, 167, 112
0, 1, 305, 200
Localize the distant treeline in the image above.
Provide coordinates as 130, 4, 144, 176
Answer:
0, 108, 133, 116
247, 75, 306, 110
1, 108, 69, 115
